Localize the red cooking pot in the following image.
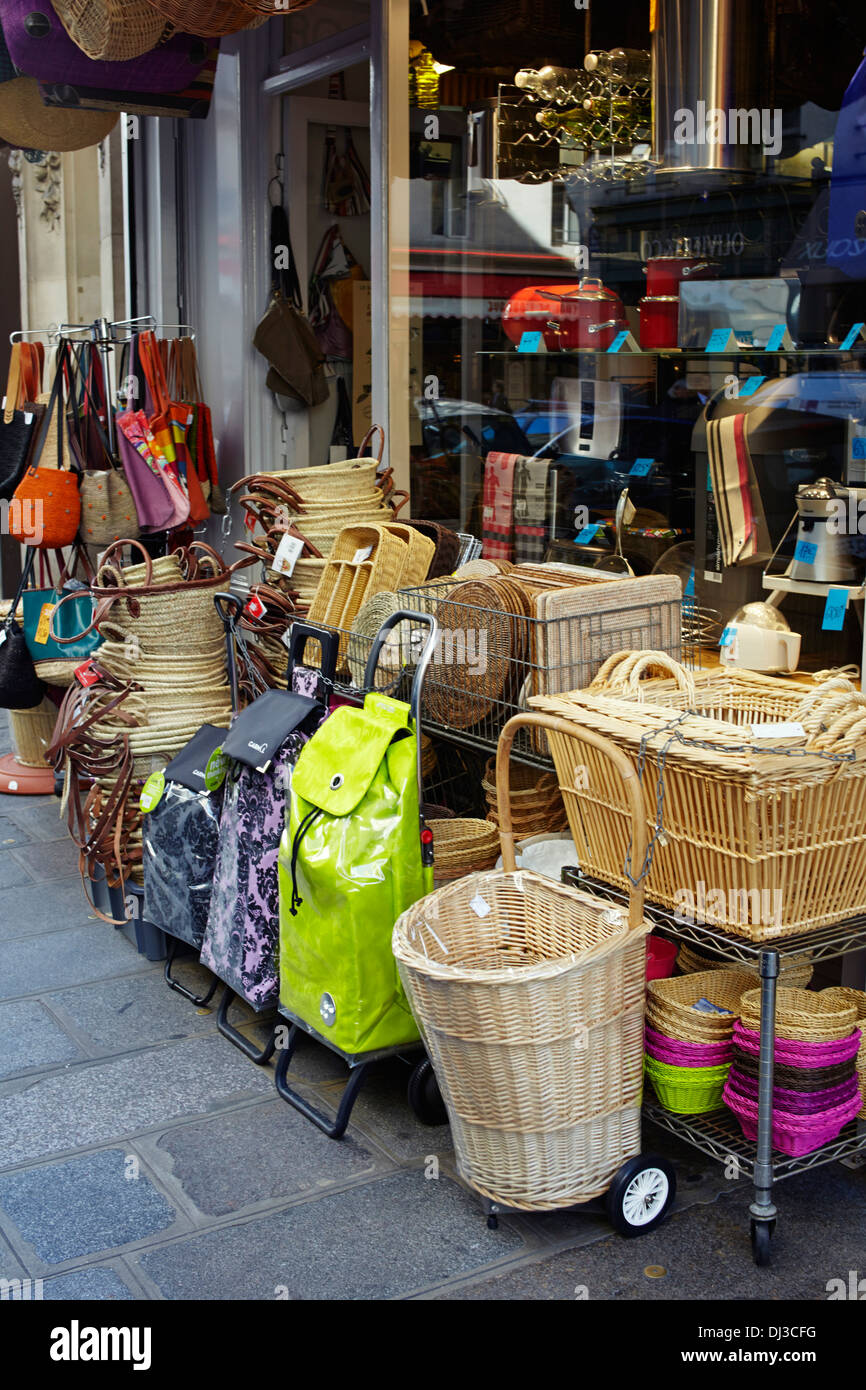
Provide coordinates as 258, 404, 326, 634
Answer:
644, 257, 719, 296
502, 277, 628, 351
639, 295, 680, 349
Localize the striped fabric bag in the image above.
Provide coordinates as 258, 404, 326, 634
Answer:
512, 456, 550, 563
482, 451, 517, 561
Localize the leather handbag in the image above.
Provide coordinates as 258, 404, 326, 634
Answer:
0, 550, 46, 710
0, 343, 43, 500
9, 346, 81, 549
22, 545, 102, 664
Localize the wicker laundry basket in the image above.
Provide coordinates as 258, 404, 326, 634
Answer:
531, 653, 866, 940
393, 713, 650, 1212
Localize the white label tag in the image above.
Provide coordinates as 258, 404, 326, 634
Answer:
751, 722, 806, 740
703, 570, 723, 584
352, 545, 374, 564
24, 412, 33, 424
273, 531, 304, 577
0, 630, 6, 647
469, 893, 491, 918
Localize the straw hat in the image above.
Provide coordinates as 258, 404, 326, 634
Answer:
0, 77, 117, 152
53, 0, 172, 61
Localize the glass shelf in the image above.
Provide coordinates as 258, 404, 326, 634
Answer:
479, 346, 866, 359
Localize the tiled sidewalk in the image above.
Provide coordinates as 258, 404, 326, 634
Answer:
0, 714, 864, 1300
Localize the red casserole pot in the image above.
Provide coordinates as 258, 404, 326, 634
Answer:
639, 295, 680, 349
644, 257, 719, 296
502, 277, 628, 350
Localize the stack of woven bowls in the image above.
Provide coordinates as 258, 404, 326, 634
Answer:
431, 818, 501, 884
645, 971, 757, 1114
724, 988, 863, 1155
822, 987, 866, 1119
482, 758, 568, 837
678, 941, 814, 989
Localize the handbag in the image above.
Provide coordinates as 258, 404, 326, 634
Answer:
308, 224, 362, 361
22, 545, 102, 664
253, 203, 329, 409
115, 409, 178, 531
0, 343, 43, 500
138, 332, 208, 523
0, 550, 46, 710
8, 345, 81, 549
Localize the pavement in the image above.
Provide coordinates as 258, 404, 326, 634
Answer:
0, 712, 864, 1302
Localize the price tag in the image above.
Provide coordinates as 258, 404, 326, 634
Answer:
469, 894, 491, 918
352, 545, 374, 563
822, 587, 850, 631
751, 722, 806, 740
34, 602, 55, 647
737, 375, 766, 398
764, 324, 791, 353
244, 593, 266, 621
204, 747, 229, 792
74, 659, 100, 687
839, 322, 866, 351
794, 539, 818, 565
517, 331, 543, 353
23, 411, 33, 425
273, 532, 304, 578
607, 329, 629, 353
244, 511, 257, 533
575, 523, 601, 545
139, 771, 165, 813
629, 457, 654, 477
684, 567, 696, 598
852, 437, 866, 459
0, 630, 6, 648
719, 626, 735, 648
706, 328, 737, 352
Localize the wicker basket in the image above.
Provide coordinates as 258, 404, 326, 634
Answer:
307, 525, 408, 630
393, 712, 651, 1211
739, 987, 858, 1044
821, 988, 866, 1118
677, 942, 814, 989
644, 1055, 730, 1115
431, 818, 501, 881
9, 698, 58, 767
531, 657, 866, 940
646, 970, 756, 1043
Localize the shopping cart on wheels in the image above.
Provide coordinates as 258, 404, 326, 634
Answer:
273, 609, 444, 1138
393, 711, 677, 1234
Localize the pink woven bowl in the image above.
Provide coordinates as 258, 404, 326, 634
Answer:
645, 1024, 733, 1066
723, 1082, 861, 1156
733, 1020, 861, 1067
725, 1068, 860, 1116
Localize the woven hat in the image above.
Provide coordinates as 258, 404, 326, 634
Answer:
141, 0, 269, 38
0, 76, 116, 151
53, 0, 172, 61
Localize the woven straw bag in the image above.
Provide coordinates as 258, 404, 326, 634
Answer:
141, 0, 271, 37
79, 468, 141, 547
54, 0, 171, 60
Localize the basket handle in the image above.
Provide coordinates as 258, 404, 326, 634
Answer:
589, 648, 694, 701
496, 713, 647, 931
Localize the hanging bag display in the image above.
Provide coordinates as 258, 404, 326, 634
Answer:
0, 550, 46, 710
277, 612, 437, 1057
200, 622, 339, 1010
142, 722, 228, 950
8, 343, 81, 549
138, 330, 209, 524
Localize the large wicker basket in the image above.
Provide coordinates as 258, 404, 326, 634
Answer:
531, 656, 866, 940
393, 713, 649, 1211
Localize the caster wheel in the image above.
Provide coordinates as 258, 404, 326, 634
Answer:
487, 1214, 499, 1231
407, 1057, 448, 1126
605, 1154, 677, 1237
751, 1218, 775, 1267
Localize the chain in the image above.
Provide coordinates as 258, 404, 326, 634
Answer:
622, 713, 857, 888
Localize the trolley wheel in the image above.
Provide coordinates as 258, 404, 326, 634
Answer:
605, 1154, 676, 1237
750, 1218, 775, 1267
407, 1057, 448, 1126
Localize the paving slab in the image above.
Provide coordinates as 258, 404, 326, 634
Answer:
4, 803, 72, 843
10, 836, 84, 881
137, 1169, 526, 1300
0, 1149, 177, 1265
41, 1267, 137, 1300
0, 850, 36, 890
0, 1231, 25, 1280
0, 815, 37, 847
327, 1057, 454, 1162
0, 1035, 274, 1168
431, 1165, 866, 1300
0, 881, 103, 943
0, 922, 150, 996
47, 972, 217, 1053
0, 999, 82, 1079
151, 1098, 386, 1218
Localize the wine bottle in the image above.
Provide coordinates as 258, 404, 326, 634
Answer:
583, 48, 651, 83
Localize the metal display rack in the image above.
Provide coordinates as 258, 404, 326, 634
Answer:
561, 866, 866, 1265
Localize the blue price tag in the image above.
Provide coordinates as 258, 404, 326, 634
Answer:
853, 437, 866, 459
719, 626, 735, 648
607, 330, 629, 354
823, 588, 849, 631
630, 457, 653, 477
738, 375, 766, 398
839, 322, 865, 352
685, 567, 696, 598
706, 328, 733, 352
765, 325, 787, 353
575, 524, 601, 545
794, 539, 818, 565
707, 465, 713, 493
518, 331, 542, 353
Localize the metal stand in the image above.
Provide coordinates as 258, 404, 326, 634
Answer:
274, 1024, 373, 1140
163, 937, 219, 1007
749, 950, 779, 1266
216, 986, 278, 1065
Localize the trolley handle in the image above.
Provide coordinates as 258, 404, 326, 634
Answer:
496, 713, 648, 931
